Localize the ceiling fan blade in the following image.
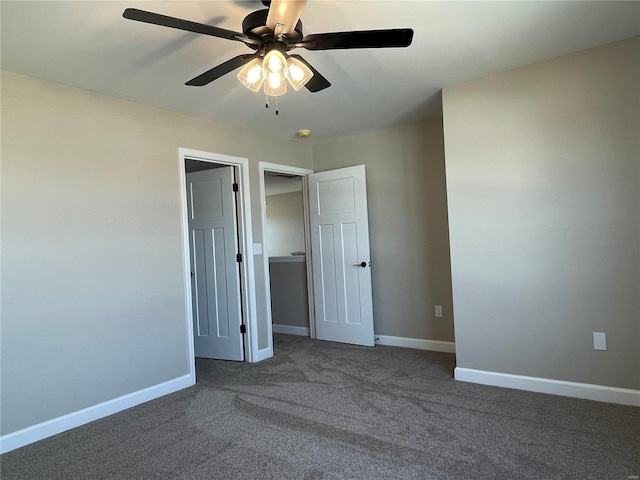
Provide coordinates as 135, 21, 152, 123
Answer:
186, 54, 259, 86
266, 0, 307, 35
289, 54, 331, 92
123, 8, 248, 42
301, 29, 414, 50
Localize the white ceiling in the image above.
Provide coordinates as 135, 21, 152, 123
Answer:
2, 1, 639, 143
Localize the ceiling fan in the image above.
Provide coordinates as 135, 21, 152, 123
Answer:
123, 0, 413, 97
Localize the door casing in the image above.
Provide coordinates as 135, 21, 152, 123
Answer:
259, 162, 315, 359
179, 148, 258, 379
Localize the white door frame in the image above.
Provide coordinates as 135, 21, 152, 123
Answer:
258, 162, 315, 357
179, 147, 259, 376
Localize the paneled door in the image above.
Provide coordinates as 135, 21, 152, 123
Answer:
186, 166, 244, 360
308, 165, 374, 346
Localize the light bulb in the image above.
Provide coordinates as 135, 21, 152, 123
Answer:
268, 55, 283, 73
288, 64, 304, 82
268, 72, 281, 89
264, 49, 286, 75
264, 70, 287, 97
246, 65, 262, 84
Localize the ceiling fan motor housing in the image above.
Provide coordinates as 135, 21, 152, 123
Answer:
242, 9, 304, 46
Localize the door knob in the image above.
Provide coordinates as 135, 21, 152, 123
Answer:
353, 261, 368, 268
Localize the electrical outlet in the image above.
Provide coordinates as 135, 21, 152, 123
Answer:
435, 305, 443, 318
593, 332, 607, 351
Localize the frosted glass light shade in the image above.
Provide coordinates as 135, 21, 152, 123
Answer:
237, 58, 265, 92
264, 70, 287, 96
264, 49, 286, 74
286, 57, 314, 91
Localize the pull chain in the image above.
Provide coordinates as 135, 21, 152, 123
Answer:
263, 94, 279, 116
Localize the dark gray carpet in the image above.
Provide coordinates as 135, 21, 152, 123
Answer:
2, 334, 638, 479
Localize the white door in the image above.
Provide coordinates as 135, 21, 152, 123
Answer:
186, 166, 244, 361
308, 165, 375, 346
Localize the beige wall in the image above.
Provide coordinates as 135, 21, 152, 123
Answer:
442, 37, 640, 389
312, 118, 454, 342
266, 191, 305, 257
0, 71, 312, 435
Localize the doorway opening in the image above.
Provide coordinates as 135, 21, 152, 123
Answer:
179, 148, 258, 383
259, 163, 315, 357
259, 163, 376, 355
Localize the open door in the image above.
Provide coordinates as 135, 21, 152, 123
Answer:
186, 166, 244, 361
308, 165, 375, 346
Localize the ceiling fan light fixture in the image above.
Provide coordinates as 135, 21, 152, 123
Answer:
124, 6, 414, 98
286, 56, 314, 91
237, 58, 265, 92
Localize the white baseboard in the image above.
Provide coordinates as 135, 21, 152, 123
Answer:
455, 367, 640, 407
272, 324, 310, 337
375, 335, 456, 353
0, 374, 194, 454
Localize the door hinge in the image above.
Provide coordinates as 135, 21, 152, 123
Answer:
236, 253, 242, 263
232, 183, 239, 192
240, 324, 246, 334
